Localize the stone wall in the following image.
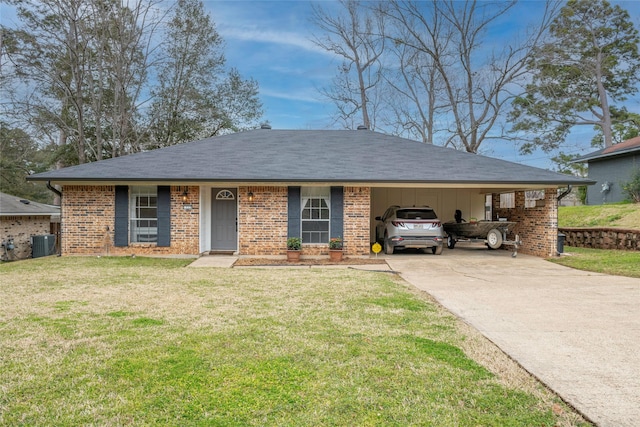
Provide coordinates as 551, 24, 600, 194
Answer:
493, 188, 559, 257
1, 215, 55, 259
559, 227, 640, 251
61, 185, 199, 256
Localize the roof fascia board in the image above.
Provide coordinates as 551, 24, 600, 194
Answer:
41, 180, 593, 190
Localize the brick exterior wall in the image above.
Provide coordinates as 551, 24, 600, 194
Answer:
343, 187, 371, 256
237, 186, 371, 257
59, 184, 559, 258
61, 185, 199, 256
493, 188, 558, 257
1, 215, 55, 259
238, 186, 288, 255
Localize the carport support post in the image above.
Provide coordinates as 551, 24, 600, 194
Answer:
491, 189, 558, 258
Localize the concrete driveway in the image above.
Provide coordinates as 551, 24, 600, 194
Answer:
385, 246, 640, 427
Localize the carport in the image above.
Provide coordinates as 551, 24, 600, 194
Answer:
370, 183, 565, 258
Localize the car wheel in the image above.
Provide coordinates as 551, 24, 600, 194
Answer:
384, 234, 394, 255
486, 228, 503, 249
432, 244, 443, 255
447, 234, 456, 249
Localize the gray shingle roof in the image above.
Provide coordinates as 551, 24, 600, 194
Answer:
28, 129, 592, 186
0, 192, 60, 216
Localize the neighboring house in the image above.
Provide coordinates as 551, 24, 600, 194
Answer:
574, 136, 640, 205
27, 128, 592, 258
0, 191, 60, 260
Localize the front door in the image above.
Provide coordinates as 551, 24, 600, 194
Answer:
211, 188, 237, 251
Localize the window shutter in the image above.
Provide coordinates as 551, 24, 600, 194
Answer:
288, 186, 301, 238
157, 186, 171, 247
114, 186, 129, 247
330, 186, 343, 239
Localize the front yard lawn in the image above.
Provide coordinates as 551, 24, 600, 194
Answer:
550, 246, 640, 278
0, 257, 588, 426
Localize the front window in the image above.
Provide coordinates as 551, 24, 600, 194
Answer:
500, 192, 515, 209
130, 186, 157, 242
301, 187, 330, 244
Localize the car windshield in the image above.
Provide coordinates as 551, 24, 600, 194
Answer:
396, 209, 437, 220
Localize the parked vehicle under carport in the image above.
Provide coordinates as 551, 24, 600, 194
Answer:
375, 206, 444, 255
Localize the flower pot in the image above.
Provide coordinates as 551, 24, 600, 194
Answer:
287, 250, 301, 262
329, 249, 343, 262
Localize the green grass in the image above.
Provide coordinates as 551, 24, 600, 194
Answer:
559, 203, 640, 229
0, 257, 588, 426
549, 246, 640, 278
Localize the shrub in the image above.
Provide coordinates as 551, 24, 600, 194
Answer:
287, 237, 302, 250
622, 168, 640, 203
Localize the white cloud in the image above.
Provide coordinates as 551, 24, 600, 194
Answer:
219, 25, 333, 56
260, 87, 323, 104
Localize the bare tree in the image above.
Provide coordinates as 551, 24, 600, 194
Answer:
380, 3, 448, 144
384, 0, 559, 153
101, 0, 162, 157
5, 0, 163, 163
311, 0, 385, 130
7, 0, 92, 163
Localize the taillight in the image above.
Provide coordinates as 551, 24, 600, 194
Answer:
391, 221, 405, 227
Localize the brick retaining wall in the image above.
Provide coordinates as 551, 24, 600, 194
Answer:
559, 227, 640, 251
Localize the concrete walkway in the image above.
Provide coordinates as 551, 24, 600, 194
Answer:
385, 246, 640, 427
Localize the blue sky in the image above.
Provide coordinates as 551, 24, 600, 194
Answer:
205, 0, 640, 169
2, 1, 639, 169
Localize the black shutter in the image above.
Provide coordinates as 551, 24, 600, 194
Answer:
330, 186, 344, 239
114, 186, 129, 247
157, 186, 171, 247
287, 186, 301, 238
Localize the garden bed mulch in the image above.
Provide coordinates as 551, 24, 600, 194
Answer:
233, 257, 388, 267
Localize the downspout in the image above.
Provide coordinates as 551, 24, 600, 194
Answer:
555, 185, 572, 255
46, 181, 62, 200
557, 185, 572, 202
46, 181, 63, 256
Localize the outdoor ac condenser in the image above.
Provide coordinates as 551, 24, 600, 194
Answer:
31, 234, 56, 258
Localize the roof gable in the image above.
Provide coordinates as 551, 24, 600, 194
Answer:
28, 129, 591, 186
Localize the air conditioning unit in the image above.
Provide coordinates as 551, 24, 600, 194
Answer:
31, 234, 57, 258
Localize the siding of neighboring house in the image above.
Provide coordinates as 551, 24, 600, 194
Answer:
493, 188, 559, 258
586, 154, 639, 205
0, 215, 54, 259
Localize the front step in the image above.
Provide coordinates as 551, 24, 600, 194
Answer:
208, 250, 235, 256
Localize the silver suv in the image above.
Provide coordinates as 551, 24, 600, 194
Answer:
375, 206, 444, 255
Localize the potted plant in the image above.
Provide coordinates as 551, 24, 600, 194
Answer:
328, 237, 343, 262
286, 237, 302, 262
